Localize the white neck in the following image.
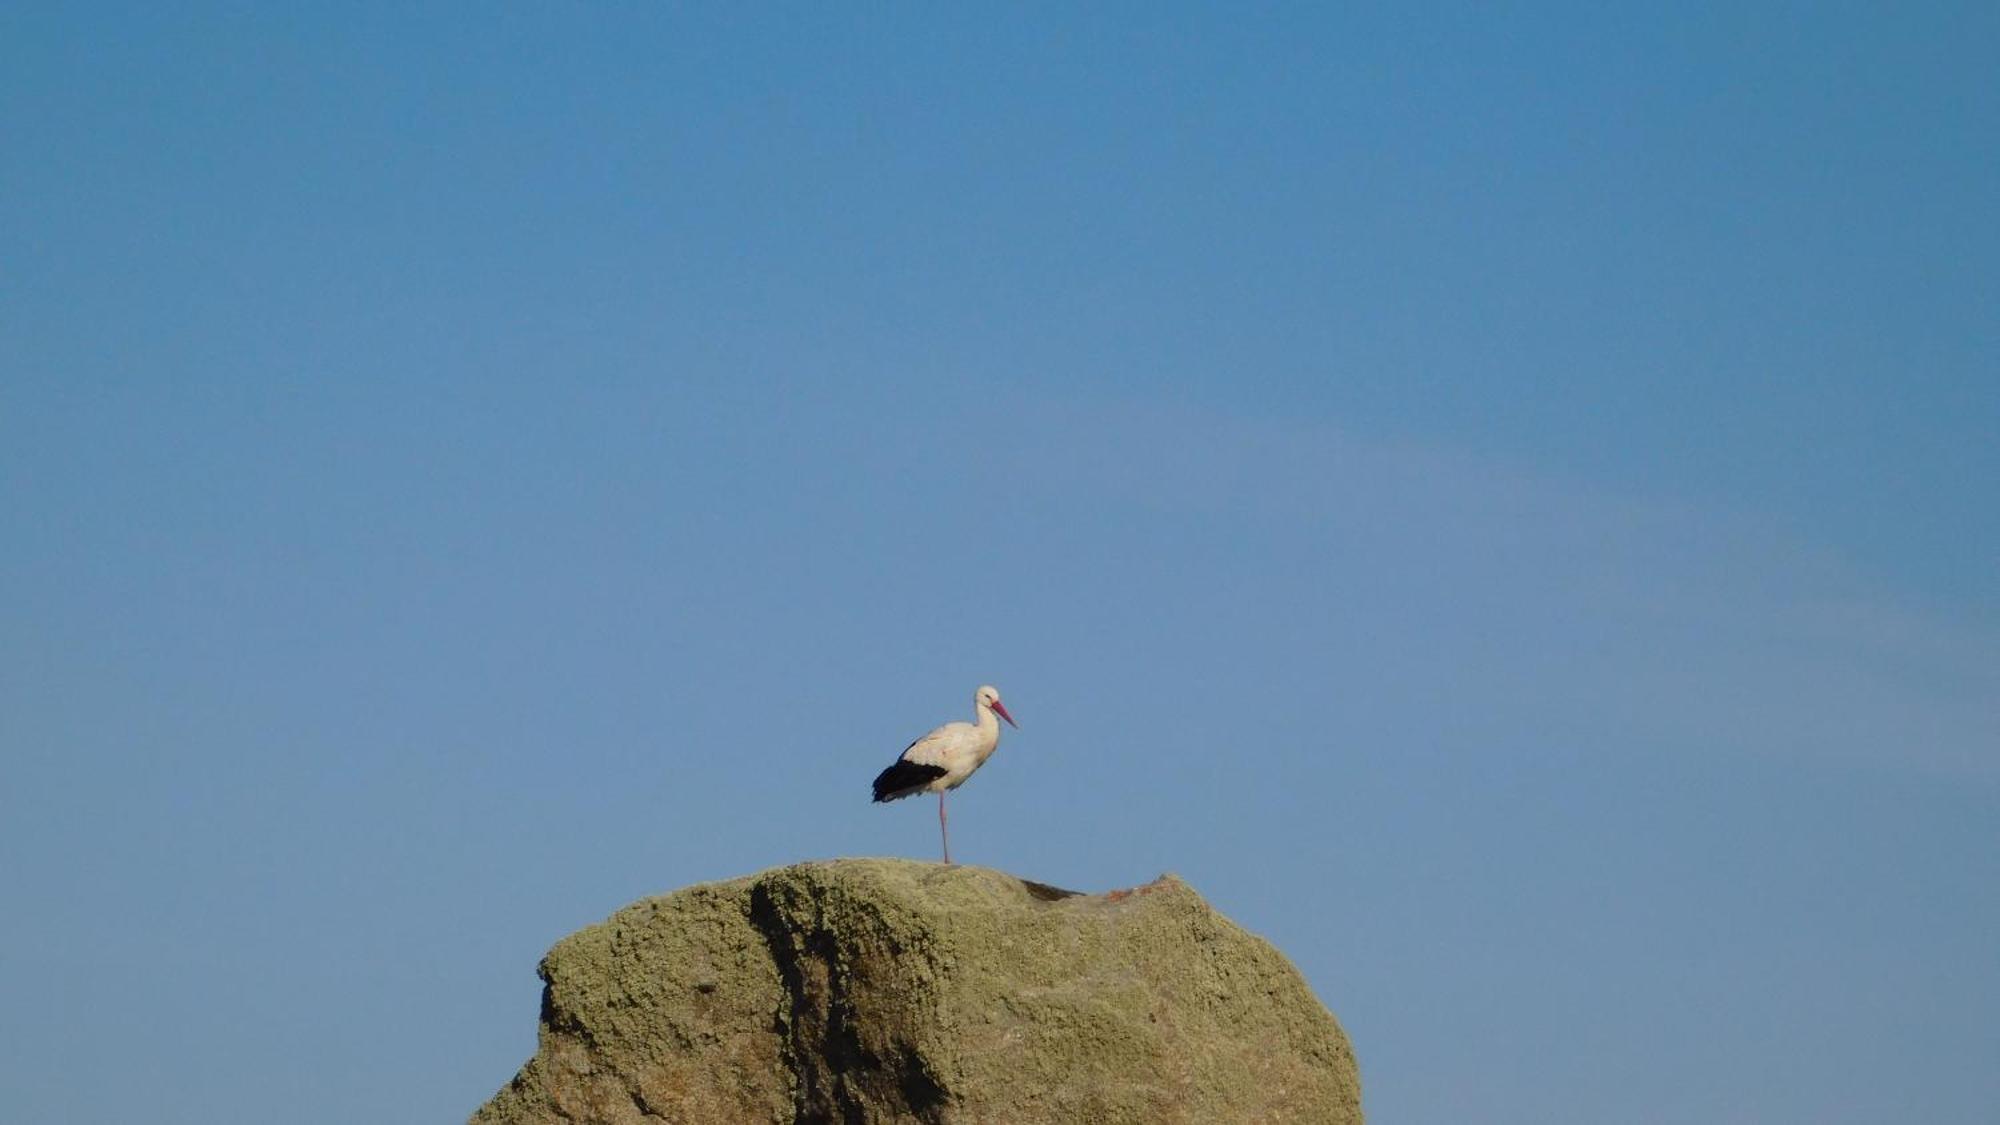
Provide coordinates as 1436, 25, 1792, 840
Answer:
973, 700, 1000, 739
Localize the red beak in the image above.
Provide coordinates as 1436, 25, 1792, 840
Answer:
991, 699, 1018, 729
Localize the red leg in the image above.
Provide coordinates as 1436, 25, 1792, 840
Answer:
939, 791, 951, 865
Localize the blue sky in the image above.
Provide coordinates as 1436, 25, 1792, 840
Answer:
3, 6, 1995, 1123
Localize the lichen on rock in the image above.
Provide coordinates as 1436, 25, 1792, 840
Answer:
472, 858, 1361, 1124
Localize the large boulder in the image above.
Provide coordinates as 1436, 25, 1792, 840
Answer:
473, 859, 1361, 1124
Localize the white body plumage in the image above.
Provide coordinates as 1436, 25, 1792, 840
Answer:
871, 685, 1019, 863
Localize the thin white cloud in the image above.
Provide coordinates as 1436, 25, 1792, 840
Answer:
991, 394, 1999, 780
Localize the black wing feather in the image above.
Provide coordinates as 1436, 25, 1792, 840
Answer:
872, 758, 949, 803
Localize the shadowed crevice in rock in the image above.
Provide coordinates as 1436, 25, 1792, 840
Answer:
891, 1044, 949, 1118
747, 876, 951, 1123
1019, 878, 1082, 902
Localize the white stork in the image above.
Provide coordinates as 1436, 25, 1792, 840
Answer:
871, 684, 1019, 865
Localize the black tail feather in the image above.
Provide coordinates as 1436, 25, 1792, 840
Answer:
872, 759, 949, 802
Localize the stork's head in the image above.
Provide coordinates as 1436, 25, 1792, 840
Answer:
976, 684, 1018, 729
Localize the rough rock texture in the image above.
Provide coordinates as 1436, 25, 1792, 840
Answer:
472, 859, 1361, 1124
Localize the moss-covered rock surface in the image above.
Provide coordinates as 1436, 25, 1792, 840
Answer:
472, 858, 1361, 1124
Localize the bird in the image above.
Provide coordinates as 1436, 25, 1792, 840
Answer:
871, 685, 1019, 865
